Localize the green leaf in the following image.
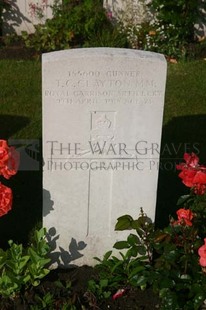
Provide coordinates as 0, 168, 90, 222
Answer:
103, 250, 112, 260
194, 293, 205, 309
131, 219, 141, 230
137, 246, 147, 256
127, 234, 140, 246
36, 228, 47, 242
18, 256, 30, 270
22, 274, 31, 284
159, 278, 175, 289
32, 279, 40, 286
118, 252, 126, 260
28, 248, 41, 263
103, 291, 111, 299
135, 275, 148, 287
115, 215, 133, 231
99, 279, 108, 288
93, 257, 102, 263
111, 260, 124, 273
0, 249, 7, 269
37, 268, 50, 279
176, 195, 190, 206
126, 246, 138, 258
113, 241, 130, 250
129, 265, 146, 279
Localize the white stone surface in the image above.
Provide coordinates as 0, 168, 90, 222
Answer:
103, 0, 151, 25
2, 0, 54, 35
42, 48, 167, 267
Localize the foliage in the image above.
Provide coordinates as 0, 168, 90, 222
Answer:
84, 26, 129, 48
86, 210, 155, 300
0, 0, 11, 36
118, 0, 203, 59
145, 0, 202, 59
0, 228, 50, 299
109, 0, 151, 49
0, 138, 77, 307
87, 278, 111, 300
92, 153, 206, 309
149, 0, 199, 43
21, 0, 128, 52
30, 279, 78, 310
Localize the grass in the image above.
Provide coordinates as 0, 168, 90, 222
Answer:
162, 60, 206, 163
0, 60, 42, 139
164, 61, 206, 123
0, 59, 206, 138
0, 58, 206, 241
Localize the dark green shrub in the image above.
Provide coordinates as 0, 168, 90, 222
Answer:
22, 0, 129, 52
85, 27, 129, 48
0, 0, 11, 37
150, 0, 199, 42
145, 0, 202, 59
0, 228, 50, 299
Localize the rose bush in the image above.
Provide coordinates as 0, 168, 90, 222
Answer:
0, 139, 19, 217
0, 183, 12, 217
198, 238, 206, 268
0, 142, 52, 305
92, 153, 206, 309
153, 153, 206, 308
172, 208, 194, 226
177, 152, 206, 195
0, 139, 19, 179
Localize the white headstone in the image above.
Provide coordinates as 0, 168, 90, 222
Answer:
2, 0, 54, 35
103, 0, 151, 25
42, 48, 167, 267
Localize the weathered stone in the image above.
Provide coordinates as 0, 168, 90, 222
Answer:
42, 48, 167, 267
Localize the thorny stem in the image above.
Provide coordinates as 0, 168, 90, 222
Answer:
141, 227, 153, 264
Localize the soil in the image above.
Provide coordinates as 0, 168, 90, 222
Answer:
0, 45, 38, 60
0, 38, 39, 60
36, 266, 160, 310
0, 266, 160, 309
0, 42, 161, 309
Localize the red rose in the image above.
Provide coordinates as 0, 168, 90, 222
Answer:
176, 153, 199, 171
193, 171, 206, 184
0, 140, 9, 169
177, 153, 206, 195
177, 208, 193, 221
173, 208, 193, 226
112, 289, 126, 300
199, 257, 206, 267
184, 152, 199, 168
194, 184, 206, 195
0, 140, 19, 179
178, 169, 196, 187
198, 239, 206, 258
1, 146, 19, 179
198, 239, 206, 267
192, 171, 206, 195
0, 183, 12, 217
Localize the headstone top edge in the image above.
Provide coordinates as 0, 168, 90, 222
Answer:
42, 47, 166, 63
